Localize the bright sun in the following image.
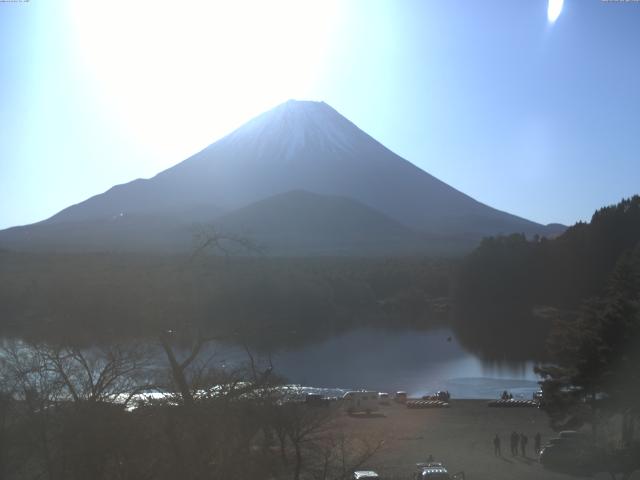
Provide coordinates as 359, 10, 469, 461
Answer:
67, 0, 339, 160
547, 0, 564, 23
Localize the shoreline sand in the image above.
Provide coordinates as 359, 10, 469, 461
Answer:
330, 399, 638, 480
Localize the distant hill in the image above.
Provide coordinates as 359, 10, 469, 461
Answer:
0, 100, 563, 255
215, 190, 429, 255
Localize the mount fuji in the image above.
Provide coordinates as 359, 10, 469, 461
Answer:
0, 100, 564, 255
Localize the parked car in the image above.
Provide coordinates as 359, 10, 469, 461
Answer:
395, 391, 408, 403
414, 462, 464, 479
539, 431, 599, 473
343, 391, 380, 414
305, 393, 329, 406
378, 392, 390, 404
352, 470, 379, 479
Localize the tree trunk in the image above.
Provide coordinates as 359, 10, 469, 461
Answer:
160, 337, 194, 408
293, 443, 302, 480
164, 410, 190, 480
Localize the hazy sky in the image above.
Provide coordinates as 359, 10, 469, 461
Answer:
1, 0, 639, 229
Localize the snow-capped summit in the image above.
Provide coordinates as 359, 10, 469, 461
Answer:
0, 100, 564, 254
219, 100, 356, 159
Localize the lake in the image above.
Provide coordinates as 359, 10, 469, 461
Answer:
1, 327, 541, 400
212, 327, 541, 400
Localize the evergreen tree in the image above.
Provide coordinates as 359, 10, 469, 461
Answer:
536, 244, 640, 437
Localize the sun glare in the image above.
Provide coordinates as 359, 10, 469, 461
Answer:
68, 0, 339, 162
547, 0, 564, 23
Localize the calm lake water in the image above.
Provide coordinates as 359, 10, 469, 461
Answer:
213, 327, 541, 400
1, 327, 541, 400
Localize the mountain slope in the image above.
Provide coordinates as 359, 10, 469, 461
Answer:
0, 100, 563, 254
0, 212, 199, 253
0, 191, 432, 255
215, 190, 429, 255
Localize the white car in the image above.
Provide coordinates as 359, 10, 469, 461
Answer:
415, 462, 465, 480
353, 471, 379, 479
395, 391, 408, 403
342, 391, 380, 414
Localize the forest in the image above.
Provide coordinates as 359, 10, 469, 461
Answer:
0, 252, 452, 349
454, 195, 640, 359
2, 196, 639, 361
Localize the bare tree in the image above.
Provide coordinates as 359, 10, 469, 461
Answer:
0, 340, 155, 480
310, 432, 384, 480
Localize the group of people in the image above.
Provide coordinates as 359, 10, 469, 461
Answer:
436, 390, 451, 401
492, 432, 542, 457
500, 390, 514, 400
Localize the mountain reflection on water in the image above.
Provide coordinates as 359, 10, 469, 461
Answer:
214, 327, 540, 400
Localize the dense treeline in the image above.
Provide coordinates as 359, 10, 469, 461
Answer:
0, 253, 452, 348
454, 195, 640, 359
531, 234, 640, 478
537, 244, 640, 431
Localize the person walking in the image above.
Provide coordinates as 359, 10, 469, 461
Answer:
520, 433, 528, 457
534, 432, 541, 455
510, 431, 518, 456
493, 434, 501, 456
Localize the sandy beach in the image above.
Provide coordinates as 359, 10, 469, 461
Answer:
332, 400, 639, 480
